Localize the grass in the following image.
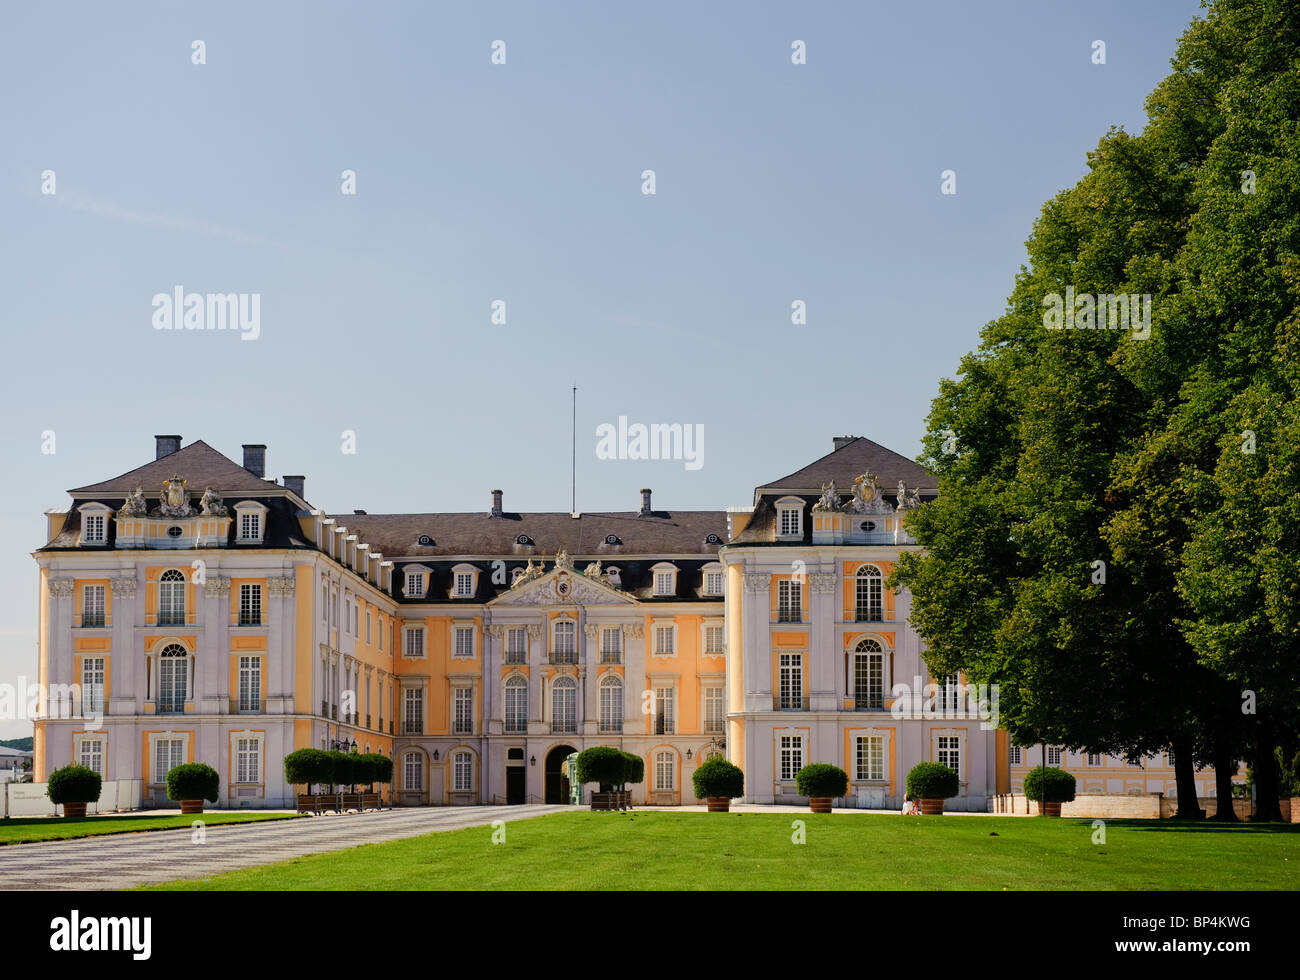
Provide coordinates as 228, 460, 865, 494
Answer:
142, 811, 1299, 890
0, 811, 299, 845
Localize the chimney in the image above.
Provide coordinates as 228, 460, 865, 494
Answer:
283, 475, 305, 498
155, 434, 181, 460
242, 444, 266, 478
639, 488, 653, 516
833, 435, 856, 452
491, 489, 503, 517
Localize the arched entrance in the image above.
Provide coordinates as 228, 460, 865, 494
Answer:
545, 744, 577, 804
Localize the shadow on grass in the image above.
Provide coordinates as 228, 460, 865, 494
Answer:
1065, 818, 1299, 834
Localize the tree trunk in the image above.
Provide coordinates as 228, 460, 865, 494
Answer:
1172, 737, 1203, 819
1250, 728, 1283, 822
1210, 737, 1238, 821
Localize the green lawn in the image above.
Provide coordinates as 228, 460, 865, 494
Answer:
0, 812, 299, 845
142, 811, 1299, 890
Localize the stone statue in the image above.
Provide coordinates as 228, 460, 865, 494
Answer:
199, 487, 228, 516
896, 480, 921, 510
585, 559, 603, 579
554, 548, 574, 572
156, 476, 193, 517
515, 558, 545, 586
119, 487, 148, 517
812, 481, 840, 512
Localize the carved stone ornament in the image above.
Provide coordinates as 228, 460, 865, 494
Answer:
627, 623, 645, 639
526, 624, 545, 640
205, 576, 232, 597
809, 572, 839, 594
554, 548, 575, 572
199, 487, 228, 516
484, 625, 504, 639
583, 624, 599, 639
514, 558, 546, 587
49, 578, 75, 598
585, 559, 602, 579
896, 480, 921, 510
111, 577, 138, 598
267, 576, 296, 596
848, 470, 893, 515
742, 572, 770, 593
119, 487, 148, 518
812, 481, 841, 513
154, 476, 194, 518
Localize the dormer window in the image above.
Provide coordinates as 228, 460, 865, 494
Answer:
402, 565, 430, 599
78, 503, 111, 546
606, 566, 621, 588
603, 534, 621, 546
451, 564, 478, 598
232, 502, 269, 545
775, 496, 805, 539
651, 562, 679, 597
702, 562, 724, 596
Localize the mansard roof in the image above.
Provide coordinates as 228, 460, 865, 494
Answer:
69, 440, 283, 496
755, 436, 936, 502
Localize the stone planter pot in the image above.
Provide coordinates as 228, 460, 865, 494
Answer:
591, 792, 621, 811
809, 797, 833, 814
706, 797, 731, 812
1037, 801, 1062, 817
62, 802, 87, 818
180, 799, 204, 814
919, 798, 945, 815
340, 793, 363, 812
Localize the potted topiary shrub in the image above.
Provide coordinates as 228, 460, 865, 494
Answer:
576, 746, 627, 810
620, 751, 644, 810
795, 763, 848, 813
692, 756, 744, 812
1023, 766, 1076, 817
906, 761, 960, 814
165, 762, 220, 814
335, 751, 361, 812
47, 764, 102, 818
370, 753, 393, 810
284, 748, 335, 814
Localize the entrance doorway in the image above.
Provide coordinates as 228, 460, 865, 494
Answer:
545, 745, 576, 804
506, 748, 525, 805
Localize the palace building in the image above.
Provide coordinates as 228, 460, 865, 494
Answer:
31, 434, 1218, 809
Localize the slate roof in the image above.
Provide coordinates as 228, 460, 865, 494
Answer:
756, 436, 936, 500
69, 440, 284, 496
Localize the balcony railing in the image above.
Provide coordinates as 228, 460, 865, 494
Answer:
550, 651, 577, 665
504, 652, 527, 665
551, 721, 577, 734
505, 720, 527, 734
599, 722, 623, 734
81, 613, 105, 628
854, 696, 885, 710
854, 604, 884, 622
600, 652, 622, 664
773, 696, 810, 711
403, 722, 423, 735
776, 607, 802, 623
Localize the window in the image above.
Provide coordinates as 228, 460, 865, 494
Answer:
238, 583, 262, 626
236, 737, 260, 783
654, 572, 674, 595
777, 579, 801, 622
705, 687, 724, 734
778, 653, 803, 709
365, 609, 371, 643
81, 585, 106, 628
321, 583, 329, 622
505, 628, 527, 664
157, 644, 188, 712
779, 735, 804, 780
158, 569, 186, 626
853, 639, 884, 709
404, 570, 424, 598
1047, 745, 1062, 766
1087, 752, 1102, 767
504, 676, 527, 733
552, 620, 576, 663
238, 656, 261, 711
654, 687, 674, 735
606, 566, 621, 587
82, 512, 107, 544
454, 751, 473, 792
552, 677, 576, 733
600, 675, 623, 733
938, 736, 961, 773
238, 511, 261, 541
704, 570, 724, 595
404, 752, 423, 791
404, 627, 425, 658
855, 565, 883, 621
1009, 744, 1022, 766
600, 628, 621, 664
654, 624, 675, 655
704, 624, 725, 655
403, 688, 424, 734
453, 626, 474, 658
777, 504, 801, 537
81, 657, 105, 715
454, 687, 473, 734
1165, 749, 1175, 768
655, 751, 674, 791
378, 616, 384, 651
79, 738, 104, 777
454, 572, 474, 597
937, 674, 960, 713
153, 738, 185, 785
856, 735, 884, 781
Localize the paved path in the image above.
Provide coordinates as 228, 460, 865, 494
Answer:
0, 805, 570, 890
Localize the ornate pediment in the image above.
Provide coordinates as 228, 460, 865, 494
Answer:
490, 567, 636, 607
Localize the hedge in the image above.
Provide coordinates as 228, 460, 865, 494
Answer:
166, 762, 220, 803
692, 757, 744, 800
1023, 766, 1077, 804
795, 763, 848, 799
906, 761, 960, 799
47, 764, 102, 806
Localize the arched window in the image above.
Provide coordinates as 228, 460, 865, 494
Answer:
854, 565, 883, 622
599, 675, 624, 733
552, 676, 576, 733
157, 643, 188, 712
852, 638, 884, 709
504, 676, 528, 733
655, 750, 675, 790
403, 751, 423, 791
552, 619, 576, 664
159, 569, 186, 626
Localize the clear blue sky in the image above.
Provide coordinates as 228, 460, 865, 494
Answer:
0, 0, 1206, 736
